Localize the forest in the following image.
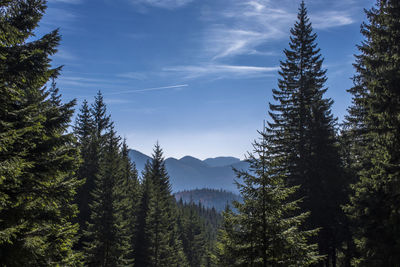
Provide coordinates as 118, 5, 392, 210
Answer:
0, 0, 399, 266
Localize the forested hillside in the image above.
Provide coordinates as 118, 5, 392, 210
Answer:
1, 0, 400, 266
174, 189, 242, 211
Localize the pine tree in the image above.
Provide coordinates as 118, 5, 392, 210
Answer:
133, 162, 154, 266
181, 201, 206, 267
139, 144, 187, 267
0, 1, 81, 265
74, 92, 112, 250
214, 205, 238, 267
344, 1, 400, 265
218, 134, 321, 266
74, 99, 95, 248
115, 140, 139, 265
267, 2, 347, 264
83, 127, 127, 266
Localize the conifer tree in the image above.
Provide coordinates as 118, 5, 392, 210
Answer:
214, 205, 238, 267
138, 144, 187, 267
218, 134, 321, 266
267, 2, 346, 264
83, 127, 129, 266
0, 1, 81, 265
74, 92, 112, 249
181, 201, 206, 267
344, 1, 400, 265
74, 99, 95, 248
115, 140, 139, 264
133, 162, 153, 266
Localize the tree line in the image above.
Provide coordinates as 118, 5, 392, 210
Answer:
1, 0, 399, 266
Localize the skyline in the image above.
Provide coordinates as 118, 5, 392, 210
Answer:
41, 0, 371, 159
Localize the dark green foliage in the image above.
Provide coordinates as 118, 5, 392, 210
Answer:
134, 144, 187, 266
84, 127, 133, 266
74, 92, 113, 250
74, 99, 95, 248
216, 134, 321, 266
176, 200, 214, 267
174, 188, 242, 212
133, 162, 153, 266
214, 205, 238, 267
344, 1, 400, 265
0, 0, 81, 265
266, 2, 347, 264
118, 140, 140, 263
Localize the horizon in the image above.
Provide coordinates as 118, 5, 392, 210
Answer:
129, 147, 244, 161
42, 0, 370, 159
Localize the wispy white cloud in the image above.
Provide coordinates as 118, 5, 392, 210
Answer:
311, 11, 354, 29
130, 0, 193, 9
117, 72, 148, 80
54, 49, 77, 61
163, 64, 278, 79
200, 0, 357, 60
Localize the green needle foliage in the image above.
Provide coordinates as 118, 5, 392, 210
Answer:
344, 0, 400, 265
266, 2, 347, 264
216, 134, 321, 266
135, 144, 187, 266
84, 127, 134, 266
0, 0, 81, 265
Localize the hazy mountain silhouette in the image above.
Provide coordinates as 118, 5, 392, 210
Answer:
128, 149, 249, 193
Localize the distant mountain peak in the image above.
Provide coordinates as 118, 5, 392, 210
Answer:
203, 156, 241, 167
128, 149, 249, 193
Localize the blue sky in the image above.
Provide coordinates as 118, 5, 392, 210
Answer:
40, 0, 371, 159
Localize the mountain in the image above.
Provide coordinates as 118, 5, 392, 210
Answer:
128, 149, 249, 193
203, 156, 240, 167
174, 188, 242, 212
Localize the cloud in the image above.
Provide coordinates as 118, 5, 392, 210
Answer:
54, 49, 77, 61
163, 64, 278, 79
200, 0, 357, 60
311, 11, 354, 29
117, 72, 148, 80
130, 0, 193, 9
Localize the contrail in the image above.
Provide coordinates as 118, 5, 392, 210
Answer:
105, 84, 189, 95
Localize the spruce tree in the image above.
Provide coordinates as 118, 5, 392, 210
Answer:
83, 127, 128, 266
74, 99, 95, 248
181, 201, 206, 267
344, 0, 400, 265
267, 2, 346, 264
133, 161, 154, 266
0, 1, 81, 265
218, 134, 321, 266
139, 144, 187, 267
74, 92, 112, 250
214, 205, 239, 267
115, 140, 139, 265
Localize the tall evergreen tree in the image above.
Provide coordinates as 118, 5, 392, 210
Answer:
180, 201, 206, 267
0, 0, 81, 265
84, 127, 131, 266
344, 1, 400, 265
115, 140, 139, 265
74, 99, 95, 248
266, 2, 347, 264
214, 205, 239, 267
138, 144, 187, 267
133, 162, 154, 266
217, 134, 321, 266
74, 92, 112, 249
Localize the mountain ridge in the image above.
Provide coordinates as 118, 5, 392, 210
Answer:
128, 149, 249, 193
